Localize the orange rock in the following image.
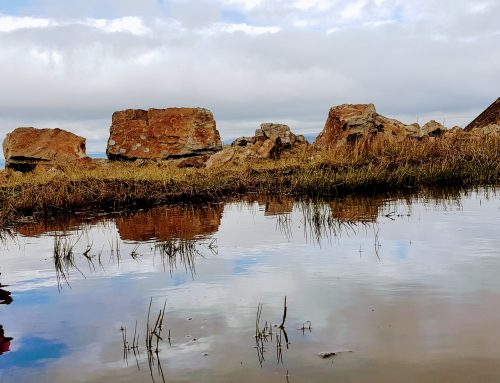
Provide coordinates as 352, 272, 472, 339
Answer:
106, 107, 222, 160
3, 127, 87, 172
465, 97, 500, 131
314, 104, 378, 148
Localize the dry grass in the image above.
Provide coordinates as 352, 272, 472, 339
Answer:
0, 135, 498, 226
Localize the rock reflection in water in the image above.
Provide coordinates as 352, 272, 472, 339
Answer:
0, 326, 13, 356
116, 204, 223, 241
244, 196, 294, 216
0, 274, 13, 356
330, 196, 384, 223
15, 216, 107, 237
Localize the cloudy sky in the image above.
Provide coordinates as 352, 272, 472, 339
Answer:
0, 0, 499, 152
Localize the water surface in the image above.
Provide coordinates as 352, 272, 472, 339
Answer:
0, 189, 499, 382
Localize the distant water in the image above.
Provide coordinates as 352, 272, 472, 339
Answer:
0, 152, 107, 169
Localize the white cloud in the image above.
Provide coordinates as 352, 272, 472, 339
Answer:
341, 0, 368, 20
0, 0, 499, 154
224, 0, 264, 10
293, 0, 334, 11
218, 22, 281, 35
84, 16, 151, 35
0, 15, 54, 32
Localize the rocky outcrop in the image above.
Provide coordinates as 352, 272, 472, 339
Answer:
107, 108, 222, 161
421, 120, 446, 137
313, 103, 448, 149
375, 115, 421, 139
247, 123, 306, 159
3, 127, 88, 172
206, 123, 306, 168
314, 104, 378, 148
465, 97, 500, 131
467, 124, 500, 138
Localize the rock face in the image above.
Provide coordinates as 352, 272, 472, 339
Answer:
206, 123, 306, 168
421, 120, 447, 137
234, 123, 305, 159
107, 108, 222, 161
314, 104, 378, 148
313, 103, 447, 149
3, 127, 88, 171
465, 97, 500, 131
375, 116, 421, 139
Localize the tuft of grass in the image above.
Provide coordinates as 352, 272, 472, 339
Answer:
0, 135, 498, 226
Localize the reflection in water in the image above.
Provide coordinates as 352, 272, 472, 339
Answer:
0, 274, 13, 356
244, 196, 294, 216
0, 285, 12, 306
116, 205, 223, 241
0, 326, 13, 356
2, 188, 500, 382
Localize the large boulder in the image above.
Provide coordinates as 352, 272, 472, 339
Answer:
313, 103, 449, 149
467, 123, 500, 138
465, 97, 500, 131
107, 107, 222, 161
233, 123, 306, 159
314, 104, 378, 148
3, 127, 88, 172
206, 123, 306, 169
375, 115, 421, 139
421, 120, 447, 137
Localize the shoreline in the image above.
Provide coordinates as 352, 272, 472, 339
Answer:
0, 135, 498, 227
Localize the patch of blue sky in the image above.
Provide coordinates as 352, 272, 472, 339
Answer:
220, 8, 247, 24
0, 0, 30, 15
0, 336, 66, 369
10, 288, 54, 306
172, 272, 187, 286
232, 257, 258, 275
395, 241, 410, 260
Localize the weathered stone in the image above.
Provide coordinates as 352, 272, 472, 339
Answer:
205, 147, 237, 169
232, 136, 255, 147
176, 155, 210, 169
255, 137, 282, 159
3, 127, 88, 172
314, 104, 378, 148
465, 97, 500, 131
212, 123, 307, 169
468, 124, 500, 138
260, 123, 297, 146
421, 120, 447, 137
107, 107, 222, 160
375, 115, 420, 139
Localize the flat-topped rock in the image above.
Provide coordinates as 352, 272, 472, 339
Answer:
3, 127, 88, 172
107, 107, 222, 160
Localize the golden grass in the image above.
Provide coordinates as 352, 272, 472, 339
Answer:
0, 135, 498, 226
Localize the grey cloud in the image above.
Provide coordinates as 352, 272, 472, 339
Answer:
0, 0, 499, 153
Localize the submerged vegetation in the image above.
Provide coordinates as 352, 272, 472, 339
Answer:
0, 136, 498, 225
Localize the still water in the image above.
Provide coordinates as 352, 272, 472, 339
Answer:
0, 189, 499, 382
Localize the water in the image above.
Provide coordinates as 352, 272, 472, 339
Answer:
0, 189, 499, 382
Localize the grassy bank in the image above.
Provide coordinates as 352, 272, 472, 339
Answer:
0, 135, 498, 226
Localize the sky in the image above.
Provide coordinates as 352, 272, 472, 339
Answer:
0, 0, 499, 152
